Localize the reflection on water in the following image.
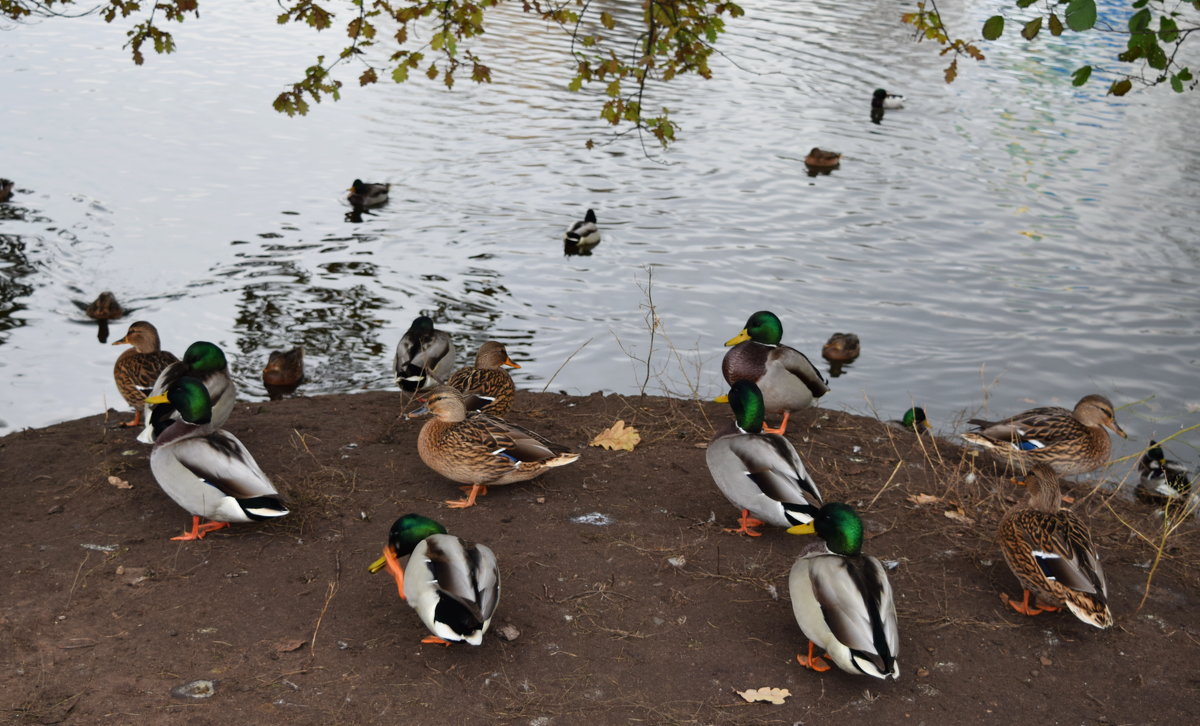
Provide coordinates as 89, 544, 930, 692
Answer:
0, 1, 1197, 472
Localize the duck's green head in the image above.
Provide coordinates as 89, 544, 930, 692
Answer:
787, 502, 864, 556
901, 407, 930, 431
385, 513, 447, 558
873, 88, 888, 100
1147, 440, 1166, 464
146, 376, 212, 425
182, 341, 228, 373
407, 316, 436, 338
725, 311, 783, 346
726, 380, 766, 434
350, 178, 367, 192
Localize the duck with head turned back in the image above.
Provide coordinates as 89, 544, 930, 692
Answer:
997, 464, 1113, 628
707, 380, 823, 537
564, 208, 600, 255
962, 394, 1126, 475
394, 316, 456, 392
146, 377, 289, 541
139, 340, 237, 444
1137, 440, 1194, 508
887, 406, 932, 435
446, 340, 520, 416
368, 514, 500, 646
719, 310, 829, 435
872, 88, 904, 110
408, 385, 579, 508
112, 321, 179, 428
787, 502, 900, 679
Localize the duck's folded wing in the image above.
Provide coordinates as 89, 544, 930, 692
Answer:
169, 431, 277, 499
809, 555, 898, 669
775, 346, 830, 397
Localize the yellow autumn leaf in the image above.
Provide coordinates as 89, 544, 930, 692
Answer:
589, 420, 641, 451
737, 686, 790, 704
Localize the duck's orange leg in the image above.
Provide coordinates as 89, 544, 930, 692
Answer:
421, 635, 453, 646
383, 546, 407, 600
447, 484, 488, 509
122, 409, 144, 428
796, 640, 831, 672
761, 411, 791, 436
724, 509, 765, 537
171, 516, 229, 541
1006, 589, 1059, 616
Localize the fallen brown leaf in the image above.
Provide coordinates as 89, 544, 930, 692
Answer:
589, 420, 641, 451
107, 475, 132, 490
943, 508, 975, 525
736, 687, 790, 704
906, 493, 939, 506
274, 638, 307, 653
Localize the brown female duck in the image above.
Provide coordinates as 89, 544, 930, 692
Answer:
997, 464, 1113, 629
262, 346, 305, 388
446, 341, 520, 416
962, 394, 1126, 475
804, 148, 841, 170
111, 321, 178, 427
408, 386, 578, 508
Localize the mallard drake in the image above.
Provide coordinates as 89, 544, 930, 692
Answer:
0, 178, 13, 203
804, 148, 841, 170
707, 381, 823, 536
138, 341, 237, 444
887, 407, 932, 435
348, 179, 389, 209
821, 332, 860, 364
408, 385, 579, 508
446, 340, 520, 416
1137, 440, 1194, 507
85, 291, 123, 321
787, 503, 900, 679
146, 377, 288, 541
997, 464, 1112, 628
368, 514, 500, 646
564, 208, 601, 254
394, 316, 456, 392
962, 394, 1127, 475
112, 321, 179, 428
263, 346, 305, 388
720, 310, 829, 435
871, 88, 904, 110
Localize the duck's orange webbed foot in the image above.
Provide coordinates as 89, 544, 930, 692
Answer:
724, 510, 765, 537
446, 484, 487, 509
171, 517, 229, 541
1005, 590, 1058, 616
796, 641, 831, 672
121, 413, 143, 428
761, 411, 791, 436
421, 635, 453, 647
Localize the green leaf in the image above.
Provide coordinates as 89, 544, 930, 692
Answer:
1109, 78, 1133, 96
1021, 16, 1042, 40
1147, 43, 1168, 70
1065, 0, 1097, 32
1049, 13, 1063, 37
1171, 73, 1183, 92
1159, 17, 1179, 43
1016, 0, 1037, 7
1128, 8, 1151, 32
1131, 0, 1148, 7
1071, 65, 1092, 86
392, 64, 409, 83
982, 15, 1004, 41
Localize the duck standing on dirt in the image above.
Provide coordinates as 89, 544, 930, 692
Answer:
408, 385, 579, 508
787, 502, 900, 679
368, 514, 500, 646
997, 464, 1112, 628
720, 310, 828, 435
962, 394, 1126, 475
139, 341, 236, 444
111, 321, 179, 428
394, 315, 456, 392
146, 377, 289, 541
706, 381, 822, 536
446, 340, 521, 416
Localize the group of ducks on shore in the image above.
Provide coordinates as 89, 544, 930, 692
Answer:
101, 303, 1194, 678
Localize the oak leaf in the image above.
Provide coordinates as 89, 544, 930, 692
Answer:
589, 420, 641, 451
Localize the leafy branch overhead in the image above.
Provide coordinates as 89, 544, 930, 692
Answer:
903, 0, 1197, 95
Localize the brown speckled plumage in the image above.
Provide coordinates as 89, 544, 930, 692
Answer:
446, 341, 519, 416
112, 321, 178, 426
998, 465, 1113, 629
262, 346, 305, 388
962, 394, 1126, 476
411, 386, 578, 508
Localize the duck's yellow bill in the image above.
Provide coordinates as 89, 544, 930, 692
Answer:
367, 554, 387, 573
724, 329, 751, 347
786, 523, 816, 535
713, 394, 729, 403
145, 392, 169, 404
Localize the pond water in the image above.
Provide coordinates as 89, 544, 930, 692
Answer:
1, 1, 1197, 471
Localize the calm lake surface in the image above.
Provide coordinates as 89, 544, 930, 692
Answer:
2, 1, 1197, 471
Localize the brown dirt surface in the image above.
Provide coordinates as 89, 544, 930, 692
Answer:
2, 391, 1197, 725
